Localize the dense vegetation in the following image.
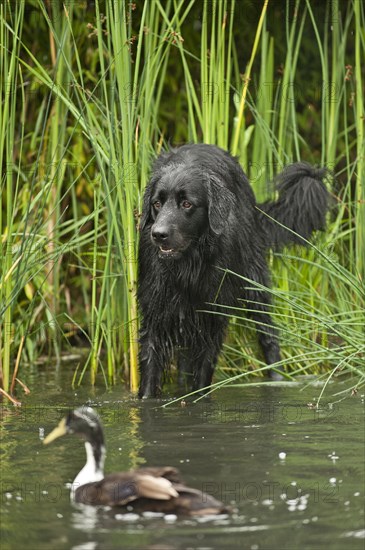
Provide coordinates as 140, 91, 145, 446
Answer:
0, 0, 364, 400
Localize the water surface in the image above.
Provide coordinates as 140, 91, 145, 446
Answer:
1, 367, 364, 549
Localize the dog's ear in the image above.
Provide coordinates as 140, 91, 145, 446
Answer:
207, 174, 235, 235
139, 180, 154, 231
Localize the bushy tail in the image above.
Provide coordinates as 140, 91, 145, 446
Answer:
258, 162, 330, 250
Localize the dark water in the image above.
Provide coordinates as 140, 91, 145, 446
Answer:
1, 366, 364, 550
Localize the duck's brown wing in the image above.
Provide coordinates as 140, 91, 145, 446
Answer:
130, 466, 183, 484
74, 472, 179, 506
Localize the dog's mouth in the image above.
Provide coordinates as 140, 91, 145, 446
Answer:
158, 245, 179, 258
152, 235, 191, 259
157, 242, 192, 259
159, 245, 173, 253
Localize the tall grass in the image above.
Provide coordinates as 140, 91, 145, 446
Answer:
353, 0, 365, 277
23, 0, 180, 390
0, 0, 363, 397
0, 1, 25, 393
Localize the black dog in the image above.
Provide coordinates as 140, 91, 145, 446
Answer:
138, 144, 329, 398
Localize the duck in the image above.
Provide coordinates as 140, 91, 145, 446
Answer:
44, 406, 230, 515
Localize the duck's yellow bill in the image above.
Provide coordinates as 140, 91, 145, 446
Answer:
43, 417, 67, 445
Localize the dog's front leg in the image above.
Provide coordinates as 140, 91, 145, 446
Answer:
138, 329, 172, 398
181, 331, 224, 394
193, 353, 216, 393
177, 348, 215, 392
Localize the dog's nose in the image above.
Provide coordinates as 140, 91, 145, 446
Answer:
152, 226, 169, 242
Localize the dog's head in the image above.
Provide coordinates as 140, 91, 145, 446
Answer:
140, 149, 236, 260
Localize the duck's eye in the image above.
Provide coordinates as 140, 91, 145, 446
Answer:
181, 200, 192, 209
153, 201, 161, 209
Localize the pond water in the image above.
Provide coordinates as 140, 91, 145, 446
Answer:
1, 365, 364, 550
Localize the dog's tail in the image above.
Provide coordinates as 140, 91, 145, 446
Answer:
258, 162, 330, 250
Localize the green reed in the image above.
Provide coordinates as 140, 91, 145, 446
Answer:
0, 0, 363, 398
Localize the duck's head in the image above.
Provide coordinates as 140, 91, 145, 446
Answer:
44, 406, 105, 449
44, 407, 106, 487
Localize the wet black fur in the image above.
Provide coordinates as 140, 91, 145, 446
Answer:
138, 144, 329, 398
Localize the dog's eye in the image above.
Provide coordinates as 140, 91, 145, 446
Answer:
181, 200, 192, 209
153, 201, 161, 209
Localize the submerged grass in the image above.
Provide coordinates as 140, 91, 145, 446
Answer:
0, 0, 364, 398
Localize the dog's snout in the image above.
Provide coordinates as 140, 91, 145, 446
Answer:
152, 226, 169, 243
